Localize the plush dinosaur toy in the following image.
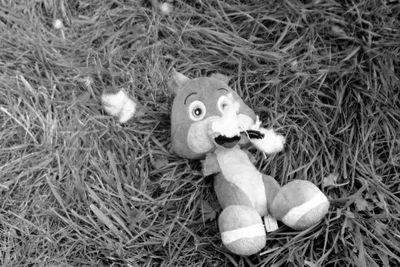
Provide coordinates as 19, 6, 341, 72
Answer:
168, 70, 330, 256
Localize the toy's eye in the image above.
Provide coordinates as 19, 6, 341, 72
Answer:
217, 96, 231, 113
188, 100, 206, 121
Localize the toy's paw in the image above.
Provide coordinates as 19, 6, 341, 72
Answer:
101, 90, 137, 123
270, 180, 329, 230
202, 153, 220, 176
249, 128, 285, 154
219, 205, 266, 256
246, 116, 285, 154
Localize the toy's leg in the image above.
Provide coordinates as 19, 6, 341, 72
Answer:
218, 205, 266, 256
262, 175, 282, 210
269, 180, 329, 230
214, 174, 266, 255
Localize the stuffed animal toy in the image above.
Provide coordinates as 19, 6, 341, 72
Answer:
168, 70, 330, 256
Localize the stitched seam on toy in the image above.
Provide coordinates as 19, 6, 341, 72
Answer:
281, 191, 327, 226
221, 223, 265, 244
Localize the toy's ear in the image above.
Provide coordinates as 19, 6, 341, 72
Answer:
168, 69, 190, 95
210, 73, 232, 84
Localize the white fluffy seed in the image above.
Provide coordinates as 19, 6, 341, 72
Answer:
101, 90, 137, 123
53, 19, 64, 29
160, 2, 173, 15
81, 76, 93, 88
290, 60, 298, 69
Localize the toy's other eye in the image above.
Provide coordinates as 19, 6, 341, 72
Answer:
217, 96, 231, 113
188, 100, 206, 121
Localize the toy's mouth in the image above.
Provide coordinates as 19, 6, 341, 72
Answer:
214, 134, 241, 148
211, 129, 265, 149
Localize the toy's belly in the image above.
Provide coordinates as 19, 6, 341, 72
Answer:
215, 147, 267, 216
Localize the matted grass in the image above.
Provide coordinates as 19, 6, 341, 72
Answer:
1, 0, 400, 266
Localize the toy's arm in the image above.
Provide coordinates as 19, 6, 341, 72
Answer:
246, 116, 285, 154
202, 153, 221, 176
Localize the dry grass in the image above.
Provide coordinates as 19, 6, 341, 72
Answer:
1, 0, 400, 266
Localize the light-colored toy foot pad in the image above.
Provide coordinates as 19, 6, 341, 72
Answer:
219, 205, 266, 256
270, 180, 329, 230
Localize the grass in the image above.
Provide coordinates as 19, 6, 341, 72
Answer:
0, 0, 399, 266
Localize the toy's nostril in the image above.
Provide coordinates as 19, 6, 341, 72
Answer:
214, 135, 241, 148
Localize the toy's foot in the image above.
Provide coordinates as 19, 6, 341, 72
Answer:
270, 180, 329, 230
218, 205, 266, 256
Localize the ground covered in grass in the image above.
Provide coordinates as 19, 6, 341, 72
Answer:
1, 0, 400, 266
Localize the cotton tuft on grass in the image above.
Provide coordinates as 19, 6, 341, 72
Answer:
53, 19, 64, 29
160, 2, 173, 15
101, 90, 137, 123
53, 19, 65, 39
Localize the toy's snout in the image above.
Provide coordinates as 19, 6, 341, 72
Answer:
209, 96, 242, 148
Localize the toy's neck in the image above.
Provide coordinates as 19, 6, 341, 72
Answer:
214, 145, 244, 158
214, 146, 258, 176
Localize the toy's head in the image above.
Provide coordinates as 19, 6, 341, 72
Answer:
169, 70, 257, 159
